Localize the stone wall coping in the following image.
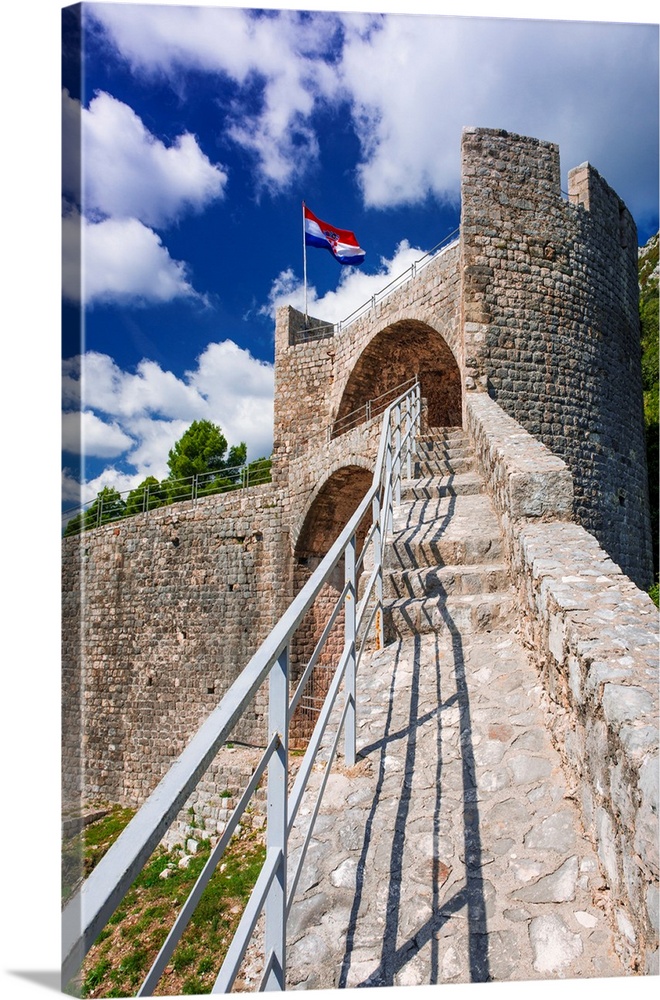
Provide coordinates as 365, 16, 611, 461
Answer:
465, 391, 574, 521
465, 388, 659, 971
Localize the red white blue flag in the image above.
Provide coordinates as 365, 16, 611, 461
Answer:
303, 204, 366, 266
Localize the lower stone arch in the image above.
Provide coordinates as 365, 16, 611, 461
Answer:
290, 465, 373, 743
332, 319, 462, 436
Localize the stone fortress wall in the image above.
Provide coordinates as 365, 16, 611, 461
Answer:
63, 130, 655, 902
460, 127, 652, 590
62, 483, 289, 811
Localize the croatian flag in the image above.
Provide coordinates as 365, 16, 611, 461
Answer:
304, 204, 366, 266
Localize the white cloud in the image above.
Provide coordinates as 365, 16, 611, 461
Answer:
81, 89, 227, 227
88, 5, 342, 189
61, 202, 82, 304
62, 90, 81, 203
80, 215, 202, 306
338, 15, 659, 214
62, 342, 275, 486
62, 87, 225, 306
89, 6, 658, 221
187, 341, 275, 459
62, 194, 203, 308
263, 240, 428, 324
62, 410, 135, 458
62, 352, 208, 422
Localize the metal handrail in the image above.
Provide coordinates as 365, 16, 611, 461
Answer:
61, 377, 421, 993
331, 375, 419, 439
293, 228, 459, 343
61, 458, 273, 536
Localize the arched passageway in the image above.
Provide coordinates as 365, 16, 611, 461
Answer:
332, 320, 462, 436
291, 466, 373, 743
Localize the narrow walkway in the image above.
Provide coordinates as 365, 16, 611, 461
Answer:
282, 428, 624, 989
285, 628, 623, 988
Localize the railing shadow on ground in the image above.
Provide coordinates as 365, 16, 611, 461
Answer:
337, 595, 491, 987
394, 488, 457, 575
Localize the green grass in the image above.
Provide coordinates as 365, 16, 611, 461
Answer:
65, 805, 266, 997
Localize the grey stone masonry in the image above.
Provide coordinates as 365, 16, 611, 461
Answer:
62, 482, 291, 814
61, 129, 655, 953
460, 127, 652, 589
465, 390, 659, 974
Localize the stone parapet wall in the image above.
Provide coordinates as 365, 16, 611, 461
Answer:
465, 392, 574, 525
62, 482, 291, 813
465, 391, 659, 973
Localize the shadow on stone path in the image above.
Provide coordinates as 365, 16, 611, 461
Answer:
283, 622, 624, 990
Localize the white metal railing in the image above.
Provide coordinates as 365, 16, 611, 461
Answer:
331, 375, 419, 439
61, 458, 272, 536
61, 378, 421, 994
294, 229, 459, 344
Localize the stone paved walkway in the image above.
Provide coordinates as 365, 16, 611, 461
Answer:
283, 626, 624, 989
277, 429, 626, 990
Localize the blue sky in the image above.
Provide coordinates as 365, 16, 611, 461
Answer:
60, 1, 660, 512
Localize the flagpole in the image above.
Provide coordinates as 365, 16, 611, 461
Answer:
302, 201, 308, 323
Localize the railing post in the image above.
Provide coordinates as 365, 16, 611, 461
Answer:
394, 402, 402, 506
264, 646, 288, 989
372, 493, 384, 650
405, 394, 412, 480
344, 534, 356, 767
366, 399, 371, 423
385, 430, 393, 538
413, 380, 421, 444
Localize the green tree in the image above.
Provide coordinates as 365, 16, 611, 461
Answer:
124, 476, 168, 516
166, 420, 247, 498
167, 420, 227, 479
638, 232, 658, 601
64, 486, 126, 536
244, 456, 272, 486
225, 442, 248, 479
63, 508, 87, 537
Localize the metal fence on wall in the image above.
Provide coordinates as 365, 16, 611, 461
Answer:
293, 229, 459, 345
61, 459, 273, 536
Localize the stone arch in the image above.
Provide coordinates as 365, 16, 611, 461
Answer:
290, 454, 374, 552
333, 319, 462, 436
291, 465, 373, 743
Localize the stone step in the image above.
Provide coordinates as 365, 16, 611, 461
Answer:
382, 561, 510, 599
419, 427, 466, 443
384, 494, 505, 570
415, 438, 471, 456
383, 590, 518, 641
412, 454, 474, 477
413, 446, 474, 466
400, 471, 485, 501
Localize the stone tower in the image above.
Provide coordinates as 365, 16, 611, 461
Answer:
273, 127, 653, 590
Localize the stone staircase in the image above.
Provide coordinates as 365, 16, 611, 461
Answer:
382, 429, 517, 641
242, 423, 625, 991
